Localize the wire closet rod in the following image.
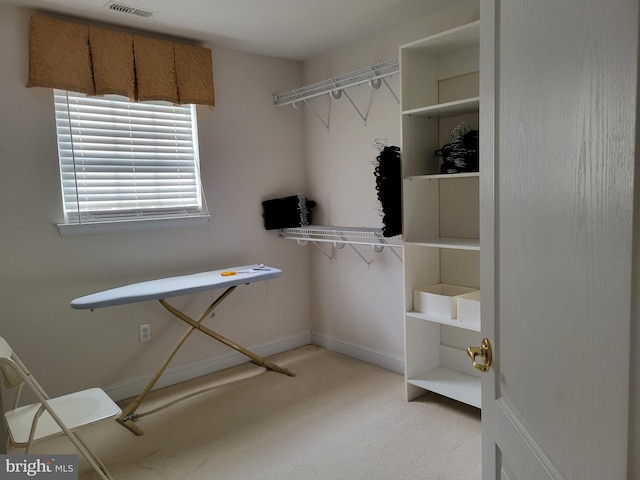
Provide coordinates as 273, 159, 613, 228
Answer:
273, 58, 399, 107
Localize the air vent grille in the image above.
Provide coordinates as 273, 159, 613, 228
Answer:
105, 2, 155, 18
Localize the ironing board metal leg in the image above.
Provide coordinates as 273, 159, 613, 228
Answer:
115, 286, 295, 435
159, 298, 295, 377
116, 286, 238, 435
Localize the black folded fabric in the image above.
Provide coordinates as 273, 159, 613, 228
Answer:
262, 194, 316, 230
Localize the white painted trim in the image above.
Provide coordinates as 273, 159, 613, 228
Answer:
103, 332, 311, 401
497, 398, 565, 480
311, 332, 404, 374
58, 214, 210, 236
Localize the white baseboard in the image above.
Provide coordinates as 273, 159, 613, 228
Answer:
311, 332, 404, 374
104, 332, 403, 402
104, 332, 311, 401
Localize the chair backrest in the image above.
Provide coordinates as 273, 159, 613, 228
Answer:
0, 336, 24, 390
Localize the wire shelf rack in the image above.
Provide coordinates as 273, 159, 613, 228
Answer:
279, 225, 402, 264
273, 59, 399, 128
273, 59, 399, 107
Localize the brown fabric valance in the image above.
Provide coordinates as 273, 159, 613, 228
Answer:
133, 35, 178, 103
27, 14, 214, 107
90, 26, 136, 99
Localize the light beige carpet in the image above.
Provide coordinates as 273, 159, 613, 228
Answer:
19, 345, 481, 479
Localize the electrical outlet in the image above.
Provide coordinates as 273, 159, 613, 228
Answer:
139, 323, 152, 343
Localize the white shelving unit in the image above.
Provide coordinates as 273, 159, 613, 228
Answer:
400, 20, 483, 409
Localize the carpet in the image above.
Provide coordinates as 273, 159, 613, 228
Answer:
16, 345, 481, 479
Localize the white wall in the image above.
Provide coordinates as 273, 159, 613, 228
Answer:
303, 0, 480, 372
0, 4, 310, 401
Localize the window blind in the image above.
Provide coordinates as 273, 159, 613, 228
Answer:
54, 90, 205, 224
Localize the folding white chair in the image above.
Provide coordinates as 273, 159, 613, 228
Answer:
0, 336, 121, 480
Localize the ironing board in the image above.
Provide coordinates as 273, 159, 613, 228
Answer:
70, 264, 293, 435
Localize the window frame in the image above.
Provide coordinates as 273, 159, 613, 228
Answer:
53, 90, 209, 235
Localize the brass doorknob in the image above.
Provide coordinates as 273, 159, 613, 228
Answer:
467, 338, 492, 373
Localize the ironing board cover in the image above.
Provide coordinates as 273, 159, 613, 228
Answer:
70, 265, 282, 310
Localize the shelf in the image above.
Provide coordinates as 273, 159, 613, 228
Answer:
406, 311, 481, 332
273, 59, 398, 107
405, 237, 480, 251
273, 59, 399, 128
402, 20, 480, 55
279, 225, 401, 247
406, 172, 479, 181
401, 19, 482, 408
407, 366, 481, 408
402, 96, 479, 118
280, 225, 402, 264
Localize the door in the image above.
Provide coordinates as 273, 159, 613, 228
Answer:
479, 0, 637, 478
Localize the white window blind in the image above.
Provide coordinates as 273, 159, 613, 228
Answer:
54, 89, 206, 225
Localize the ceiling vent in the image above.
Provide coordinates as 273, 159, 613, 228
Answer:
104, 1, 156, 18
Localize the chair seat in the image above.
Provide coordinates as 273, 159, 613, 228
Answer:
4, 387, 121, 446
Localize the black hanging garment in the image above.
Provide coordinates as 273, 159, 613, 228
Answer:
374, 146, 402, 237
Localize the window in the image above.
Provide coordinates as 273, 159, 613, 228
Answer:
54, 89, 208, 232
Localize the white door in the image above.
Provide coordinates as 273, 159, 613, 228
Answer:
479, 0, 637, 478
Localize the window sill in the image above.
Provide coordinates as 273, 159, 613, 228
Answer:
57, 214, 210, 236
